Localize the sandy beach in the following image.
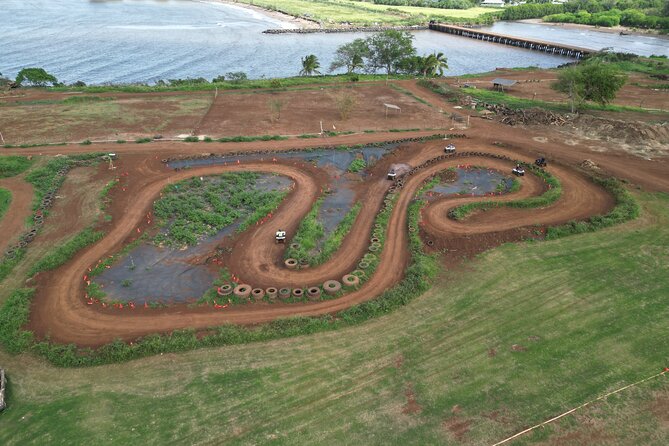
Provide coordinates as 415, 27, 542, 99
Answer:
214, 0, 319, 29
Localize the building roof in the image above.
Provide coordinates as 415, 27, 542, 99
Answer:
491, 78, 517, 87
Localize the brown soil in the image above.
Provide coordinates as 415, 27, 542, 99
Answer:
402, 385, 422, 415
3, 78, 667, 348
196, 84, 446, 137
443, 416, 471, 442
0, 175, 34, 253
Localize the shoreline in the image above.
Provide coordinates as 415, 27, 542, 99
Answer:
518, 18, 669, 40
213, 0, 319, 29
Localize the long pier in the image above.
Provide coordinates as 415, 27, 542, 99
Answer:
429, 23, 593, 59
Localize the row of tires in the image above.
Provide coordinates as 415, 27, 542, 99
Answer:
216, 272, 365, 302
3, 167, 70, 259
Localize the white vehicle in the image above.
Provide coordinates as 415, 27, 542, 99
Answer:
275, 229, 286, 243
512, 164, 525, 176
444, 144, 456, 154
387, 169, 397, 180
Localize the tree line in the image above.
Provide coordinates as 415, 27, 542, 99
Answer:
502, 0, 669, 29
352, 0, 479, 10
303, 30, 448, 77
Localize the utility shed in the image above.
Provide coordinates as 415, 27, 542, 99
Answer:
491, 78, 517, 92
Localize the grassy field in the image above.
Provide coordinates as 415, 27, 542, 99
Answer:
235, 0, 499, 26
0, 191, 667, 444
0, 96, 210, 145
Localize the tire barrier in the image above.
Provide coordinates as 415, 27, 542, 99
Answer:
217, 284, 233, 296
290, 243, 300, 250
307, 287, 321, 301
299, 259, 310, 269
352, 269, 366, 278
368, 245, 379, 252
279, 287, 291, 300
284, 258, 298, 269
427, 240, 435, 247
363, 253, 377, 261
266, 287, 278, 300
323, 280, 342, 295
252, 288, 265, 301
292, 288, 304, 298
358, 261, 370, 269
233, 284, 252, 300
342, 274, 360, 288
370, 237, 380, 244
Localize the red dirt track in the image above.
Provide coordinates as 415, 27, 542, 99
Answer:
5, 80, 667, 348
26, 139, 616, 347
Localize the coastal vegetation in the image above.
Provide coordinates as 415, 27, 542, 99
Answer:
503, 0, 669, 30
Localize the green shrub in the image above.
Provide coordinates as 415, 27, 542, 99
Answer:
28, 228, 104, 277
0, 155, 33, 178
347, 157, 367, 173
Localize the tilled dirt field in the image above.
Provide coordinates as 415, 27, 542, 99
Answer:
196, 84, 447, 136
2, 79, 667, 348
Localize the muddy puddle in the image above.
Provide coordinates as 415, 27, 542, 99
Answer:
424, 167, 513, 197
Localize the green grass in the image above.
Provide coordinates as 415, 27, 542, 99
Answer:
0, 155, 33, 178
27, 228, 104, 277
47, 74, 409, 94
284, 197, 326, 263
419, 78, 665, 114
234, 0, 499, 26
0, 191, 665, 444
0, 188, 10, 222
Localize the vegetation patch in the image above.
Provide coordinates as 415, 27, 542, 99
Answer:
27, 228, 104, 277
0, 188, 10, 222
347, 157, 367, 173
153, 172, 287, 247
0, 155, 33, 178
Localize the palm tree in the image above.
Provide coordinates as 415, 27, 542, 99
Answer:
422, 52, 448, 78
300, 54, 321, 76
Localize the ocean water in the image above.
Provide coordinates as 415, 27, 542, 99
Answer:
1, 0, 665, 85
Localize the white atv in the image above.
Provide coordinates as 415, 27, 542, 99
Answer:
512, 165, 525, 176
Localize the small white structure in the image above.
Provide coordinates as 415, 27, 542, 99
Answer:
383, 103, 401, 118
481, 0, 505, 7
